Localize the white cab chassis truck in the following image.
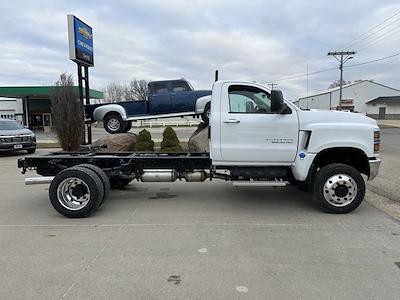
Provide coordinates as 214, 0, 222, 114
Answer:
18, 81, 381, 218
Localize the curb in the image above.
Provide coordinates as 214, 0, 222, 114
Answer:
37, 142, 60, 149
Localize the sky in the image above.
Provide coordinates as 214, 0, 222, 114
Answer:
1, 0, 400, 100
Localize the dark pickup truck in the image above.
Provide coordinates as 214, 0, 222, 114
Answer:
86, 79, 212, 133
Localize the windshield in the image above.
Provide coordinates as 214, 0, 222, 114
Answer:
0, 120, 24, 130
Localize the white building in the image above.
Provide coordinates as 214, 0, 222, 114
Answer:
294, 80, 400, 119
0, 98, 23, 122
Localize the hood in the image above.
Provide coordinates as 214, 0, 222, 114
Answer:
297, 109, 378, 130
194, 90, 212, 98
0, 128, 34, 136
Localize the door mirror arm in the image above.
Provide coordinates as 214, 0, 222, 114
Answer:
278, 103, 292, 114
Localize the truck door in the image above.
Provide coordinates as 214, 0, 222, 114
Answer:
219, 83, 299, 164
170, 80, 193, 113
148, 82, 171, 114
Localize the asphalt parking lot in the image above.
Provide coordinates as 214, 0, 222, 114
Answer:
1, 130, 400, 299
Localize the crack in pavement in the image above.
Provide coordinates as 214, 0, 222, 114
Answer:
59, 205, 142, 300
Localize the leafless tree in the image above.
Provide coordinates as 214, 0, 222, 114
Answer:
328, 79, 351, 89
104, 82, 125, 103
50, 73, 84, 151
125, 79, 149, 101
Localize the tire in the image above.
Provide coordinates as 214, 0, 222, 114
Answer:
312, 163, 365, 214
104, 113, 124, 134
49, 167, 104, 218
27, 148, 36, 154
123, 121, 132, 132
201, 103, 210, 125
72, 164, 110, 206
110, 176, 133, 189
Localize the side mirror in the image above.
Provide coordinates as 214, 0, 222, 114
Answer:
271, 90, 291, 114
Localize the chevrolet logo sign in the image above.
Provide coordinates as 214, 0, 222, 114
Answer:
78, 27, 92, 40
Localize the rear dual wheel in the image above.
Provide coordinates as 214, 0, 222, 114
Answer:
49, 165, 110, 218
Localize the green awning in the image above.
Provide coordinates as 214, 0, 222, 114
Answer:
0, 86, 103, 99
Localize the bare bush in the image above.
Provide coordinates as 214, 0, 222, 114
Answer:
50, 73, 84, 151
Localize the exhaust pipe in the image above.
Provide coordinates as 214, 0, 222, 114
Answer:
25, 176, 54, 185
141, 170, 179, 182
140, 170, 208, 182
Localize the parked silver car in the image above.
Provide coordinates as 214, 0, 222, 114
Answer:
0, 119, 36, 153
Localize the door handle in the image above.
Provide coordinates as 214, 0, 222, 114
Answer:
223, 119, 240, 124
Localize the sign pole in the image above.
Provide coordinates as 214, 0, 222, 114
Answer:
68, 14, 94, 145
84, 66, 92, 144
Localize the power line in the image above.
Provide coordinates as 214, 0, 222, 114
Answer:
356, 25, 400, 52
345, 16, 400, 50
266, 52, 400, 84
346, 52, 400, 67
342, 9, 400, 49
265, 67, 337, 84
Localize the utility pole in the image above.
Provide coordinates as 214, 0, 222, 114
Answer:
327, 51, 356, 110
268, 83, 277, 90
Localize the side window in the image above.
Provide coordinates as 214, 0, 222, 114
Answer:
228, 85, 271, 113
172, 81, 191, 92
152, 82, 169, 94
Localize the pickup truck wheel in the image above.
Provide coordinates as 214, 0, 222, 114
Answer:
312, 163, 365, 214
123, 121, 132, 132
72, 164, 110, 206
49, 167, 104, 218
201, 104, 210, 124
104, 113, 123, 134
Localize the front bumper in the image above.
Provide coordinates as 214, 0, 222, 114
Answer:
0, 142, 36, 152
368, 158, 381, 180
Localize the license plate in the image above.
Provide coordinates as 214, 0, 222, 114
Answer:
14, 144, 23, 149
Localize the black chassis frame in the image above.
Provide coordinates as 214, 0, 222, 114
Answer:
18, 151, 212, 179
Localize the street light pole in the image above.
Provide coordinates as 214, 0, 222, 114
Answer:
327, 51, 356, 110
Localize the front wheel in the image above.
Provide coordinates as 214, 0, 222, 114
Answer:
104, 113, 124, 134
312, 163, 365, 214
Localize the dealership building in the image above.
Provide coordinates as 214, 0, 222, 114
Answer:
294, 80, 400, 119
0, 86, 103, 131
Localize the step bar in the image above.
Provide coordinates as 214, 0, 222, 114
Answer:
231, 180, 289, 187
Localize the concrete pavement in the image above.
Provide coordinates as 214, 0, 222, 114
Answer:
1, 149, 400, 299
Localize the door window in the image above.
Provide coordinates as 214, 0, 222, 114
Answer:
228, 85, 271, 113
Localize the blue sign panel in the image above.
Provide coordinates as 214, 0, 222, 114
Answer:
68, 15, 94, 66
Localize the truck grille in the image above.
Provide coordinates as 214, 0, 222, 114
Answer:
0, 136, 33, 143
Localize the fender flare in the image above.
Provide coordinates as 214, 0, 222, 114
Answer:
93, 104, 127, 121
195, 95, 211, 114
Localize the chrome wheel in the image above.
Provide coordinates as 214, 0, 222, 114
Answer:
107, 118, 121, 132
323, 174, 358, 207
56, 177, 91, 211
206, 108, 211, 119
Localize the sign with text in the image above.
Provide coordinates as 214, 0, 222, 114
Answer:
68, 15, 94, 66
